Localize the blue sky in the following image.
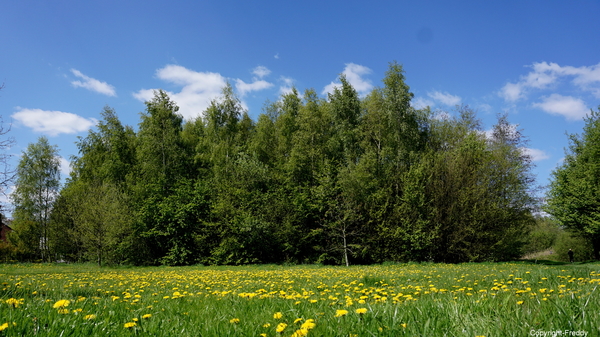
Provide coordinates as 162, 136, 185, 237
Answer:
1, 0, 600, 213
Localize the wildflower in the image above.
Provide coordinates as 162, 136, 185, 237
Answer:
517, 301, 524, 305
275, 322, 287, 333
263, 323, 271, 328
84, 314, 96, 320
300, 319, 316, 330
5, 298, 23, 308
53, 300, 70, 309
58, 308, 69, 314
291, 328, 309, 337
230, 318, 240, 324
401, 323, 407, 328
294, 318, 303, 324
124, 322, 136, 328
0, 323, 8, 331
355, 308, 368, 315
335, 309, 348, 317
142, 314, 152, 319
273, 312, 283, 319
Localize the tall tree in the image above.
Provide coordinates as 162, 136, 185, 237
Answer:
10, 137, 60, 261
547, 107, 600, 259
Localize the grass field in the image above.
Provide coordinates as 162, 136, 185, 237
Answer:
1, 262, 599, 336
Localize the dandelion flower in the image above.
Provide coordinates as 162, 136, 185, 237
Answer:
294, 318, 303, 324
84, 314, 96, 320
335, 309, 348, 317
5, 298, 23, 308
229, 318, 240, 324
0, 323, 8, 332
273, 312, 283, 319
124, 322, 136, 328
53, 300, 70, 309
142, 314, 152, 319
263, 323, 271, 328
58, 309, 69, 314
275, 322, 287, 333
355, 308, 368, 315
300, 319, 316, 330
517, 301, 524, 305
291, 328, 309, 337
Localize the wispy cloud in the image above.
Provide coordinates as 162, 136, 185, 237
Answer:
279, 76, 295, 95
520, 147, 550, 162
323, 63, 373, 96
133, 65, 227, 120
500, 61, 600, 102
70, 69, 116, 97
411, 97, 434, 109
235, 66, 274, 97
11, 108, 97, 136
532, 94, 589, 121
428, 91, 461, 106
58, 156, 71, 177
235, 79, 273, 97
252, 66, 271, 79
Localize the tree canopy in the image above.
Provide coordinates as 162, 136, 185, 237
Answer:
9, 62, 540, 265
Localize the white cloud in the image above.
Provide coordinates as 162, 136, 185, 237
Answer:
133, 65, 227, 120
520, 147, 550, 162
235, 79, 273, 97
411, 97, 434, 109
279, 76, 295, 95
274, 53, 280, 59
500, 61, 600, 102
428, 91, 461, 106
11, 108, 97, 136
70, 69, 116, 97
323, 63, 373, 96
252, 66, 271, 79
533, 94, 589, 121
58, 156, 71, 177
499, 82, 525, 102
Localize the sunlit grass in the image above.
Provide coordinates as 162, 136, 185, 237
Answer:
1, 262, 599, 336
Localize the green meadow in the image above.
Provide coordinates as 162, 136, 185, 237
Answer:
1, 262, 599, 336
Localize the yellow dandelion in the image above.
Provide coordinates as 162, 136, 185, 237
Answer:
142, 314, 152, 319
275, 322, 287, 333
229, 318, 240, 324
293, 318, 303, 324
517, 301, 524, 305
335, 309, 348, 317
263, 323, 271, 328
0, 323, 9, 332
273, 312, 283, 319
58, 308, 69, 314
53, 299, 70, 309
355, 308, 368, 315
5, 298, 23, 308
401, 323, 407, 328
291, 328, 309, 337
300, 319, 316, 330
84, 314, 96, 320
124, 322, 136, 328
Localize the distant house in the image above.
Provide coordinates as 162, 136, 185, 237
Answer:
0, 220, 12, 242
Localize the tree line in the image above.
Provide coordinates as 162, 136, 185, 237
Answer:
6, 62, 540, 266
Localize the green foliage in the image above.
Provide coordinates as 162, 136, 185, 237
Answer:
549, 231, 596, 262
10, 136, 61, 261
523, 217, 561, 255
28, 61, 542, 266
546, 106, 600, 259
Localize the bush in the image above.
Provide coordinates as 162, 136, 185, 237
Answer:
548, 231, 595, 262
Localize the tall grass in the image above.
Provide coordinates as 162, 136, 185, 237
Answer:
1, 262, 599, 336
